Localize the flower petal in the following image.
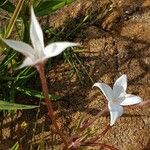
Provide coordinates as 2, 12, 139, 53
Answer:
120, 94, 142, 106
108, 102, 123, 126
17, 57, 34, 69
44, 42, 79, 58
4, 39, 34, 58
93, 83, 113, 102
30, 7, 44, 57
113, 74, 127, 99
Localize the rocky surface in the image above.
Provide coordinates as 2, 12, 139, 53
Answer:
47, 0, 150, 149
0, 0, 150, 149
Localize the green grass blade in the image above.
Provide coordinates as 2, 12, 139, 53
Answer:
0, 51, 16, 70
10, 142, 19, 150
0, 100, 38, 110
15, 87, 61, 101
35, 0, 74, 16
4, 0, 25, 38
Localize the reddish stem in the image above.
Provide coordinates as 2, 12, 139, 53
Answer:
80, 99, 150, 132
36, 63, 69, 148
80, 106, 108, 131
67, 107, 108, 148
68, 100, 150, 149
84, 124, 111, 144
19, 142, 23, 150
68, 125, 111, 149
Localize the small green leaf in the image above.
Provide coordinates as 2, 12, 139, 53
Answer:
0, 100, 38, 110
35, 0, 74, 16
15, 87, 61, 101
10, 142, 19, 150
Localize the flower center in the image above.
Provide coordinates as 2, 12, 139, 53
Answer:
112, 99, 118, 103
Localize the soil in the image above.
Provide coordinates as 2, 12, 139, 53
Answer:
0, 0, 150, 149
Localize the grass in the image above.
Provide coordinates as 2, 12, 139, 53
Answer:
0, 0, 76, 104
0, 0, 97, 105
0, 0, 86, 149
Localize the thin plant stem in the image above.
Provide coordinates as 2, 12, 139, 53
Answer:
68, 124, 111, 149
36, 63, 69, 148
68, 100, 150, 149
4, 0, 25, 38
30, 98, 42, 150
80, 106, 108, 132
84, 124, 111, 144
67, 107, 108, 149
79, 99, 150, 132
73, 53, 95, 84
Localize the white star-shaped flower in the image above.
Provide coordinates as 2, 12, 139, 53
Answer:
93, 75, 142, 126
3, 7, 78, 68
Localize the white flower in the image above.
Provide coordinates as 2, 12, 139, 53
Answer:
3, 7, 78, 68
93, 75, 142, 126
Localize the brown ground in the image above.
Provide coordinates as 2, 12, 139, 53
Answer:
0, 0, 150, 149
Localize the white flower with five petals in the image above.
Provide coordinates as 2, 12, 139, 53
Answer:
93, 75, 142, 126
3, 7, 78, 68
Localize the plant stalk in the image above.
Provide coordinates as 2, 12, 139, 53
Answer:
36, 63, 69, 148
68, 124, 111, 149
80, 106, 108, 131
4, 0, 25, 38
84, 124, 111, 144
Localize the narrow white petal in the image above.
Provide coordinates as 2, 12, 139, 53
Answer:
108, 102, 123, 126
120, 94, 142, 106
30, 7, 44, 56
17, 57, 34, 69
44, 42, 79, 58
4, 39, 34, 58
93, 83, 113, 102
113, 74, 127, 99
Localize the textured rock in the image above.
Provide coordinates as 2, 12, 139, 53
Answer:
46, 0, 150, 149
